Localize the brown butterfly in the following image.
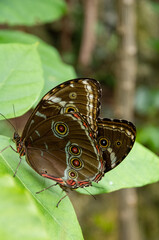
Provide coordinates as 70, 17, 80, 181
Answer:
1, 78, 136, 197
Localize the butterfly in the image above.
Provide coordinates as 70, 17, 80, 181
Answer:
1, 78, 136, 192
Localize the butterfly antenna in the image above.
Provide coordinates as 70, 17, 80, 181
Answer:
84, 188, 96, 200
13, 104, 18, 133
0, 113, 16, 132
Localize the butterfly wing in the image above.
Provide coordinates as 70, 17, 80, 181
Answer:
22, 78, 101, 139
97, 118, 136, 172
24, 113, 105, 189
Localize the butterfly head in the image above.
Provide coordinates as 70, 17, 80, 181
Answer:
13, 132, 20, 143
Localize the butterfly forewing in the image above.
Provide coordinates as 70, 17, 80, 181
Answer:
22, 78, 101, 139
97, 118, 136, 172
25, 113, 104, 188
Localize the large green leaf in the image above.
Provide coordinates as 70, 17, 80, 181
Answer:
0, 135, 84, 240
0, 175, 51, 240
0, 0, 67, 26
0, 30, 76, 99
0, 43, 43, 119
0, 136, 158, 239
77, 142, 159, 195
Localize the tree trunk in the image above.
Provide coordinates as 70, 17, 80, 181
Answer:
115, 1, 141, 240
78, 0, 98, 67
60, 0, 73, 54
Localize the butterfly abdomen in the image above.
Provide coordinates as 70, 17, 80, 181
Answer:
17, 141, 25, 157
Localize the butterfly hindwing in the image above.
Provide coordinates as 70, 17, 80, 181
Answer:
25, 113, 105, 188
97, 118, 136, 172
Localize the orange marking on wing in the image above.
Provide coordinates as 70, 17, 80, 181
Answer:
96, 145, 100, 153
94, 173, 102, 182
43, 93, 50, 100
89, 132, 94, 139
78, 181, 90, 187
100, 158, 104, 169
66, 179, 76, 186
83, 122, 88, 128
73, 113, 81, 119
42, 174, 65, 184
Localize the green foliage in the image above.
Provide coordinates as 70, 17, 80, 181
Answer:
135, 86, 159, 116
149, 38, 159, 52
93, 214, 115, 234
135, 86, 159, 154
137, 125, 159, 153
0, 30, 76, 101
151, 1, 159, 13
0, 175, 50, 240
0, 43, 43, 119
0, 0, 159, 239
0, 0, 67, 26
0, 136, 84, 240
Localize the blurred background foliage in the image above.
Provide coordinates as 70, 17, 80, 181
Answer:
0, 0, 159, 239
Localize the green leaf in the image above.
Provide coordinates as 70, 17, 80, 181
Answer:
0, 0, 67, 26
0, 43, 44, 119
151, 2, 159, 13
0, 30, 76, 99
149, 38, 159, 52
135, 86, 159, 116
0, 175, 51, 240
0, 135, 84, 240
77, 142, 159, 195
137, 125, 159, 153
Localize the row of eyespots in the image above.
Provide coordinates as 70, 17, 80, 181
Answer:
98, 137, 110, 149
98, 137, 122, 150
52, 123, 83, 177
52, 120, 84, 179
67, 144, 84, 179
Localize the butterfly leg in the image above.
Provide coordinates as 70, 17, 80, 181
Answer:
0, 145, 22, 177
36, 183, 58, 194
13, 156, 23, 177
56, 194, 67, 208
0, 145, 17, 154
83, 187, 96, 200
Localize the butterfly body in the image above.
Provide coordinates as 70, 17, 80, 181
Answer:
13, 132, 25, 157
11, 78, 136, 190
